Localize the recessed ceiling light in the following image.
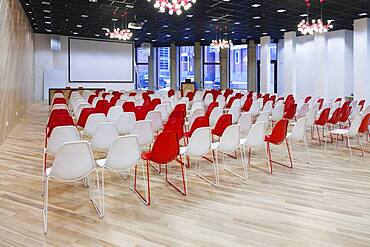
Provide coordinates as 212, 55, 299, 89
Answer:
76, 24, 82, 28
280, 29, 286, 32
211, 18, 218, 21
223, 0, 230, 2
327, 19, 335, 22
277, 9, 286, 13
25, 3, 29, 5
151, 39, 156, 42
35, 27, 38, 30
300, 13, 308, 17
253, 16, 261, 19
185, 28, 190, 30
262, 32, 268, 35
46, 29, 51, 32
186, 14, 193, 17
45, 21, 51, 24
200, 38, 205, 41
41, 1, 50, 4
184, 36, 189, 39
234, 22, 241, 25
81, 14, 88, 18
112, 18, 118, 21
255, 25, 261, 28
251, 3, 261, 8
95, 34, 100, 37
358, 13, 368, 16
205, 30, 210, 33
163, 25, 168, 28
28, 11, 32, 14
89, 0, 98, 2
166, 34, 171, 37
147, 32, 151, 35
44, 16, 51, 19
73, 32, 78, 35
126, 5, 134, 8
65, 18, 69, 21
134, 37, 139, 40
43, 10, 51, 13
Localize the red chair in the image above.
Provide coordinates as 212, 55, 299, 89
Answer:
173, 104, 187, 118
142, 92, 150, 101
47, 115, 74, 137
235, 93, 243, 99
88, 95, 97, 104
265, 119, 292, 174
112, 91, 122, 98
226, 96, 236, 109
152, 98, 161, 108
123, 101, 135, 112
242, 98, 253, 112
95, 100, 110, 115
212, 114, 232, 138
168, 110, 185, 126
205, 102, 219, 117
168, 89, 175, 98
77, 108, 95, 128
269, 95, 276, 106
110, 96, 120, 105
327, 108, 342, 142
52, 98, 67, 106
339, 106, 351, 126
134, 106, 148, 120
304, 96, 312, 103
358, 100, 365, 111
164, 117, 184, 141
317, 98, 324, 110
284, 103, 297, 120
137, 131, 186, 205
359, 113, 370, 142
186, 91, 194, 101
143, 100, 155, 112
313, 108, 331, 145
102, 92, 110, 99
129, 92, 137, 97
184, 116, 209, 141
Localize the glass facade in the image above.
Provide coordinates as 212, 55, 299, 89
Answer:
136, 47, 149, 90
179, 46, 195, 86
203, 46, 220, 89
230, 44, 248, 89
157, 47, 170, 90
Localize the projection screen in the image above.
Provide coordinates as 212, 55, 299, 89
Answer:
69, 38, 134, 83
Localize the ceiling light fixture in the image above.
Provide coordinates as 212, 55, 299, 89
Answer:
210, 26, 233, 51
251, 3, 261, 8
147, 0, 196, 15
358, 13, 368, 16
297, 0, 333, 35
277, 9, 286, 13
105, 11, 133, 40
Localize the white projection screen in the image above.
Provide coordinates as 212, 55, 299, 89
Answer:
69, 38, 133, 82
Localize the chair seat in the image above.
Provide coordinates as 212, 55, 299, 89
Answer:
96, 158, 106, 167
329, 129, 349, 135
141, 152, 151, 160
211, 142, 219, 150
184, 132, 191, 138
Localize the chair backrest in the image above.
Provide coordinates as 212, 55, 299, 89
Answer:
91, 122, 119, 152
256, 111, 270, 123
306, 109, 317, 127
249, 101, 260, 116
77, 108, 95, 128
47, 126, 80, 154
244, 122, 266, 148
186, 127, 212, 157
315, 108, 330, 126
348, 115, 362, 137
238, 112, 253, 138
107, 106, 124, 122
116, 112, 136, 135
350, 105, 361, 120
163, 116, 184, 139
188, 108, 206, 127
229, 106, 241, 124
209, 106, 223, 128
145, 110, 163, 132
155, 104, 168, 121
289, 117, 307, 141
328, 107, 342, 125
218, 125, 240, 153
267, 119, 289, 145
131, 120, 153, 146
263, 101, 273, 113
191, 102, 205, 113
92, 97, 103, 107
123, 101, 135, 112
84, 113, 107, 137
187, 116, 209, 137
230, 98, 241, 109
271, 104, 284, 122
134, 106, 148, 121
104, 135, 141, 170
205, 102, 219, 117
216, 95, 226, 109
149, 131, 179, 164
212, 114, 232, 137
50, 141, 95, 181
359, 113, 370, 134
242, 98, 253, 112
284, 103, 297, 119
296, 103, 309, 119
204, 93, 214, 107
363, 105, 370, 116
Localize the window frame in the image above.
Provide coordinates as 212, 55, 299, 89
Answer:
203, 46, 221, 89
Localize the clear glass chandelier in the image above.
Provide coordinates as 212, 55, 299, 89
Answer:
105, 12, 133, 40
297, 0, 333, 35
148, 0, 197, 15
210, 26, 233, 51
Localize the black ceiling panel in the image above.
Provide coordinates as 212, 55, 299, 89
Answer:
19, 0, 370, 46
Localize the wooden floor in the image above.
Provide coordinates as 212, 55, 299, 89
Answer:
0, 102, 369, 247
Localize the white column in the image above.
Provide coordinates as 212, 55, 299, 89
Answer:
283, 32, 296, 96
260, 36, 271, 93
353, 18, 370, 103
313, 33, 328, 98
277, 39, 285, 96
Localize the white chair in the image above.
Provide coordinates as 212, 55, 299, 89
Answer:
349, 105, 361, 123
107, 106, 124, 122
209, 107, 223, 128
238, 113, 253, 138
92, 97, 103, 107
52, 93, 65, 101
83, 113, 107, 137
204, 93, 213, 107
91, 122, 119, 153
131, 120, 154, 149
296, 103, 309, 120
116, 112, 136, 135
271, 104, 284, 124
287, 117, 310, 164
240, 122, 266, 170
216, 95, 226, 109
230, 99, 241, 109
257, 98, 264, 110
155, 104, 168, 121
211, 125, 246, 184
42, 141, 103, 234
229, 106, 241, 124
256, 111, 269, 124
115, 99, 126, 107
51, 104, 68, 112
362, 105, 370, 116
329, 115, 363, 158
75, 103, 92, 120
190, 102, 205, 113
135, 99, 144, 106
145, 110, 163, 133
105, 94, 113, 103
96, 135, 149, 210
249, 101, 260, 117
186, 108, 205, 128
262, 101, 273, 114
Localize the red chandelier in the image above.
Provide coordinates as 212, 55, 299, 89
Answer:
147, 0, 196, 15
297, 0, 333, 35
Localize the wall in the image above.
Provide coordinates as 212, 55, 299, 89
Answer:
0, 0, 35, 144
34, 34, 134, 100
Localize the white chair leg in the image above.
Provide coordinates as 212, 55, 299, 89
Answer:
347, 135, 353, 160
358, 135, 365, 157
42, 177, 49, 234
303, 136, 311, 164
197, 150, 219, 187
89, 169, 104, 218
101, 168, 105, 216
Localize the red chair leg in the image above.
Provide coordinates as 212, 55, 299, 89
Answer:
133, 161, 151, 206
165, 157, 187, 195
286, 139, 293, 168
266, 142, 273, 174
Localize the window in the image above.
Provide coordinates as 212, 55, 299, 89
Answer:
256, 43, 277, 60
157, 47, 170, 90
230, 44, 248, 89
203, 46, 220, 89
136, 47, 149, 90
179, 46, 194, 86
